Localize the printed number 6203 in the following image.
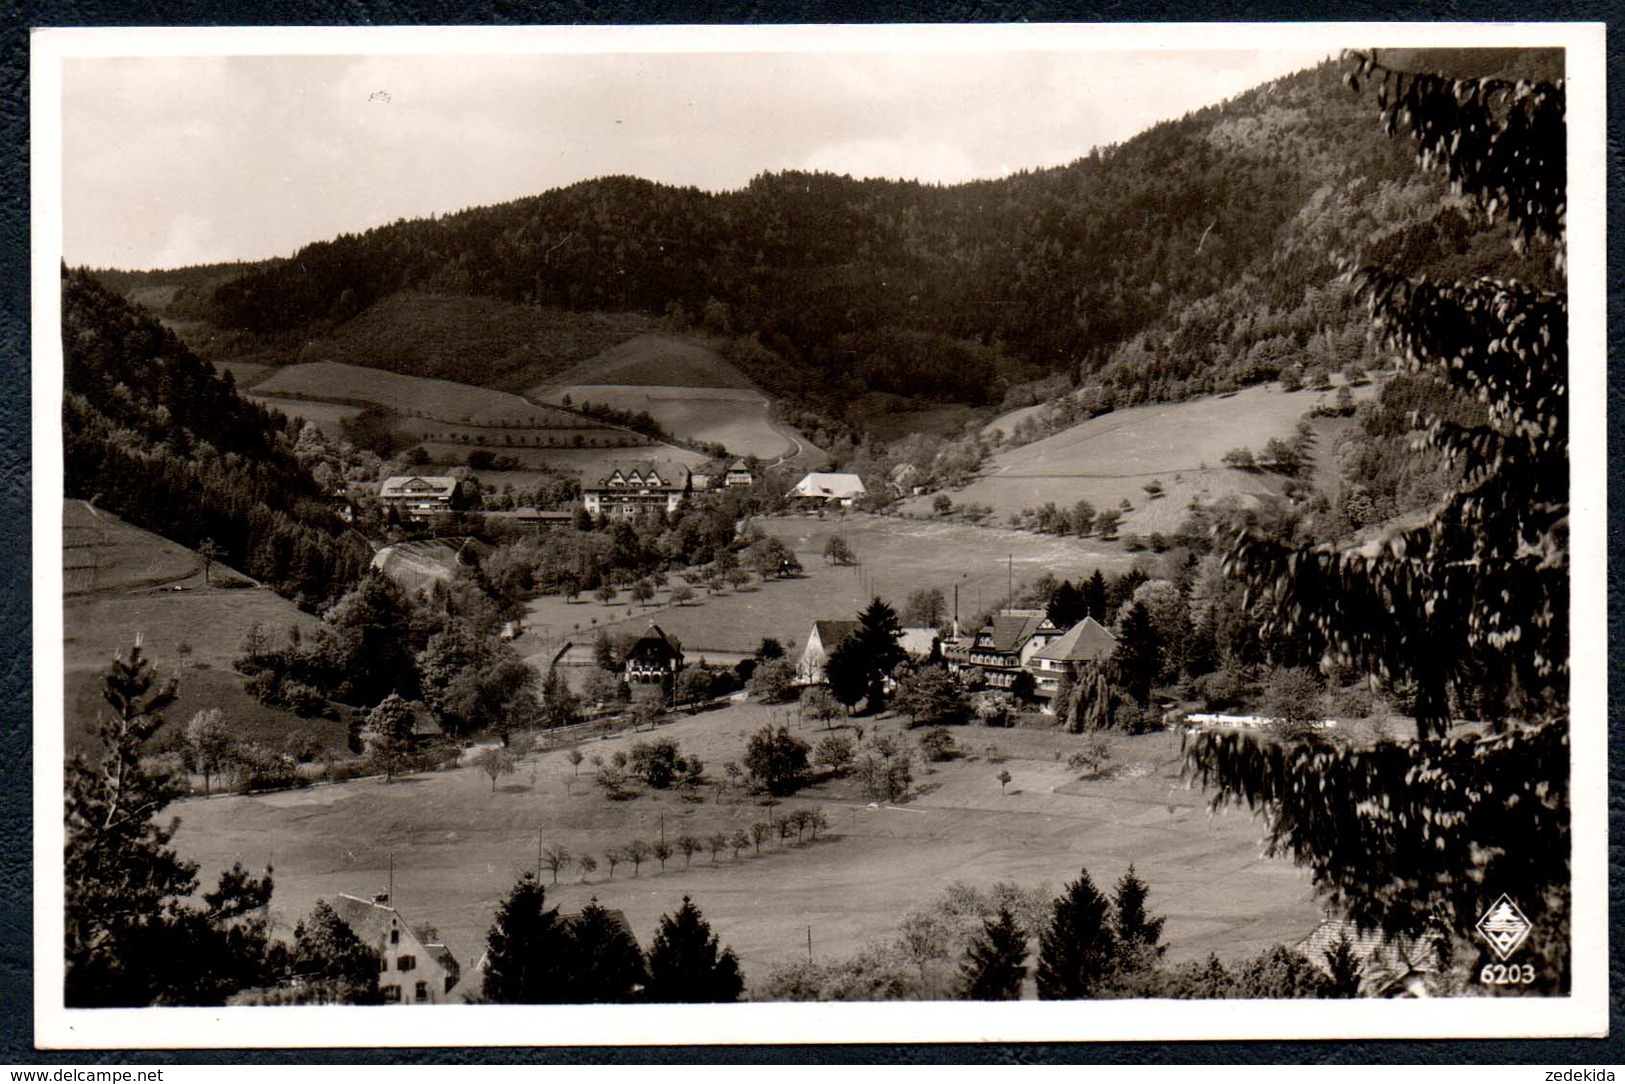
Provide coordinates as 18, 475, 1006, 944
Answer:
1480, 963, 1536, 985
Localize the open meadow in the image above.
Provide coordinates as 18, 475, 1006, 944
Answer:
937, 381, 1378, 534
530, 334, 812, 462
167, 701, 1322, 999
60, 501, 338, 758
249, 361, 562, 424
519, 513, 1137, 669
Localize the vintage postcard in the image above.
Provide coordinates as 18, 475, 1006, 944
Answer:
30, 22, 1607, 1047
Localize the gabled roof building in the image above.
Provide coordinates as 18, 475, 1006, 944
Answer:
582, 461, 691, 519
331, 893, 461, 1004
787, 472, 866, 507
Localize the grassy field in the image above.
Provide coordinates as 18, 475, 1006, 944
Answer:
542, 385, 794, 460
166, 703, 1321, 1000
519, 513, 1136, 664
535, 333, 758, 391
532, 335, 807, 461
293, 292, 654, 392
248, 362, 564, 424
60, 501, 337, 758
925, 382, 1378, 535
247, 396, 363, 440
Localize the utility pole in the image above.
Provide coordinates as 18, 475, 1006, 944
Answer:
1008, 554, 1014, 608
537, 825, 544, 879
659, 812, 665, 848
807, 925, 814, 965
388, 852, 394, 907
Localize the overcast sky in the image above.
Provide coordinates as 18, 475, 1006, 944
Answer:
60, 44, 1328, 270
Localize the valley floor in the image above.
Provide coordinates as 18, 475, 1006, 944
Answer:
168, 703, 1322, 1001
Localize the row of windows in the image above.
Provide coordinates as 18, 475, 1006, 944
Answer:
381, 981, 431, 1003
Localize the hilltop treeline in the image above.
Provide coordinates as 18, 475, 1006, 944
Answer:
110, 53, 1559, 437
62, 268, 370, 608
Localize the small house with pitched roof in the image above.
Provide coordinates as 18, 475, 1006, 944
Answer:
795, 619, 860, 685
331, 893, 460, 1004
724, 459, 755, 488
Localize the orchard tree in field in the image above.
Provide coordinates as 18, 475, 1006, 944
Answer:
1191, 51, 1572, 992
66, 640, 277, 1006
823, 535, 855, 566
474, 746, 518, 792
958, 905, 1030, 1001
747, 658, 797, 704
644, 897, 745, 1003
196, 537, 224, 587
676, 834, 702, 868
540, 844, 572, 885
743, 723, 811, 796
802, 685, 845, 729
1036, 867, 1117, 999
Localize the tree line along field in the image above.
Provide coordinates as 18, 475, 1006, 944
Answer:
518, 513, 1138, 671
933, 379, 1380, 535
166, 698, 1321, 999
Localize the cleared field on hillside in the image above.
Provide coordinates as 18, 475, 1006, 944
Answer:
538, 333, 758, 391
932, 382, 1377, 535
249, 362, 563, 424
543, 385, 794, 460
519, 513, 1135, 663
168, 704, 1320, 1000
60, 501, 336, 758
248, 396, 362, 440
533, 335, 806, 460
297, 292, 653, 392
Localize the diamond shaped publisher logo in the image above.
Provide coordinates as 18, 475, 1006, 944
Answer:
1476, 894, 1532, 961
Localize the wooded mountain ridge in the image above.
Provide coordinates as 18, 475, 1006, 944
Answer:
90, 50, 1561, 439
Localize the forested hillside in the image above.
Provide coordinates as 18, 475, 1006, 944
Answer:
98, 51, 1560, 439
62, 268, 370, 609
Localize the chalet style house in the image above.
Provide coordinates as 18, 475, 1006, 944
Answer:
582, 461, 691, 519
787, 472, 866, 507
332, 893, 460, 1004
944, 609, 1068, 690
379, 476, 459, 521
625, 623, 684, 698
724, 459, 755, 487
1027, 617, 1118, 709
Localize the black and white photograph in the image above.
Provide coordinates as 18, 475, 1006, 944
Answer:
30, 22, 1607, 1047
